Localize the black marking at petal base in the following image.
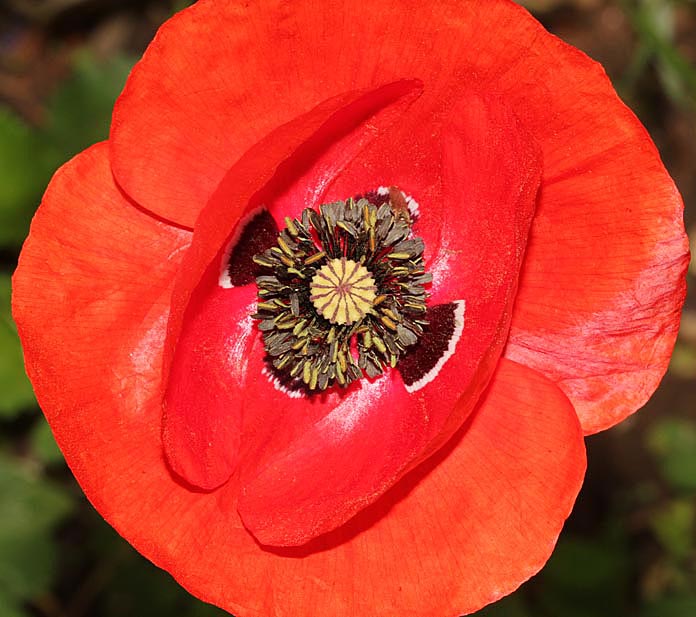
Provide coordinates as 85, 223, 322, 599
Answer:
397, 301, 464, 391
356, 190, 391, 208
225, 209, 279, 287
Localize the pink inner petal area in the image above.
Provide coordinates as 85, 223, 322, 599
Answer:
162, 81, 422, 490
162, 275, 257, 490
237, 91, 542, 546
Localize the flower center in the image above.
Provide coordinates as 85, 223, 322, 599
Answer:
310, 258, 377, 325
252, 189, 431, 392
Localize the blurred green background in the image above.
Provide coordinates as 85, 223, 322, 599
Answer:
0, 0, 694, 616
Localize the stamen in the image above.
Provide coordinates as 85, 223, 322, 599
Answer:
252, 189, 432, 392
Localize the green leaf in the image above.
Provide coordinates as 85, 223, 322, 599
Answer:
647, 418, 696, 492
537, 533, 630, 617
0, 530, 59, 601
0, 274, 36, 418
475, 594, 531, 617
171, 0, 196, 12
622, 0, 696, 107
0, 51, 135, 250
0, 454, 74, 600
641, 593, 696, 617
0, 589, 29, 617
44, 51, 135, 158
0, 454, 73, 542
649, 499, 694, 561
188, 602, 230, 617
29, 418, 64, 465
0, 108, 53, 248
102, 544, 221, 617
668, 341, 696, 379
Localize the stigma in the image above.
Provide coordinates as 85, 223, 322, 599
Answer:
310, 258, 377, 325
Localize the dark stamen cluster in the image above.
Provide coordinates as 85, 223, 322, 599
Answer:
252, 194, 431, 392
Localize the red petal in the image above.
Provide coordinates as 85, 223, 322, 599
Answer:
12, 141, 190, 491
110, 1, 426, 227
108, 0, 542, 227
162, 209, 279, 489
237, 351, 435, 546
237, 91, 542, 546
44, 349, 582, 616
162, 279, 256, 490
14, 149, 586, 611
112, 0, 687, 433
501, 67, 690, 434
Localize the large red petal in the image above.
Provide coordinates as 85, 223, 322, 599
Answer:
108, 0, 540, 227
28, 322, 583, 617
237, 90, 542, 546
12, 141, 190, 492
503, 111, 689, 434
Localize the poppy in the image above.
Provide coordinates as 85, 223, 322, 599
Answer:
12, 1, 689, 615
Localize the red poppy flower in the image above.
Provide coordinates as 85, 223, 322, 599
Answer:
12, 1, 689, 615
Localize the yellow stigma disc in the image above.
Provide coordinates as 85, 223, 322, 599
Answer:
310, 258, 377, 325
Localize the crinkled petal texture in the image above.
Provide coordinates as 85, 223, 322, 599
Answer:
13, 0, 689, 615
13, 91, 582, 617
161, 84, 542, 547
111, 0, 689, 433
12, 143, 586, 611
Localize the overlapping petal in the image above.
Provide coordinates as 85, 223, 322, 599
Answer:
503, 121, 689, 433
12, 141, 190, 497
111, 0, 688, 432
12, 0, 689, 615
161, 80, 422, 493
13, 198, 589, 614
161, 85, 541, 545
163, 280, 255, 490
11, 138, 585, 617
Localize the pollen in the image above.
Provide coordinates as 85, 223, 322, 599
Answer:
310, 258, 377, 325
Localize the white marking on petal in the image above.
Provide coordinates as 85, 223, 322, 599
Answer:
226, 313, 255, 377
127, 311, 169, 411
405, 300, 466, 394
261, 367, 304, 399
218, 206, 268, 289
375, 186, 419, 218
323, 373, 390, 438
404, 194, 420, 218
